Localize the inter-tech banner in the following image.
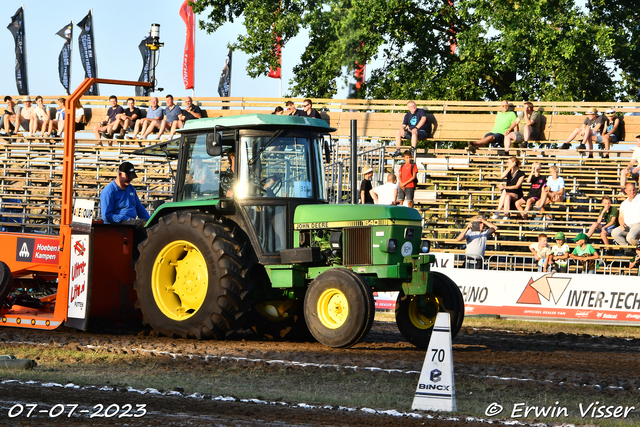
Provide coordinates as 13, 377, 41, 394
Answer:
77, 10, 99, 96
7, 7, 28, 95
430, 254, 640, 324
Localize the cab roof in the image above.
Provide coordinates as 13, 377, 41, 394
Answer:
181, 113, 336, 133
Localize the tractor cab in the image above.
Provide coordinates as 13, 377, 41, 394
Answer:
138, 114, 334, 263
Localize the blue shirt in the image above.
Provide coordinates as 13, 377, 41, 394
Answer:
164, 105, 182, 123
100, 180, 150, 224
147, 106, 164, 120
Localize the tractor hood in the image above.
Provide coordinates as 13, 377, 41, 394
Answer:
293, 204, 422, 229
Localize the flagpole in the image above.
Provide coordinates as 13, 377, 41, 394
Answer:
69, 20, 73, 95
90, 8, 99, 95
22, 4, 29, 95
192, 8, 195, 98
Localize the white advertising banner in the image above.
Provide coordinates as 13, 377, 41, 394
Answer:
429, 253, 640, 323
67, 234, 90, 320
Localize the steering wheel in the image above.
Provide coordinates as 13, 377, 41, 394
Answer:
259, 175, 283, 196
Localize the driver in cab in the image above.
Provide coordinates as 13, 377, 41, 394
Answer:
187, 155, 215, 194
220, 148, 280, 198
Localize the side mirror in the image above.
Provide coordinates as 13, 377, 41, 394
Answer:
206, 132, 222, 156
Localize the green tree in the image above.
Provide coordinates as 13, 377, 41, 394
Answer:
192, 0, 622, 101
588, 0, 640, 100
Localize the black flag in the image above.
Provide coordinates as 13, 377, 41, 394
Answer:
77, 11, 99, 96
135, 34, 153, 97
7, 7, 28, 95
217, 50, 232, 98
56, 22, 72, 95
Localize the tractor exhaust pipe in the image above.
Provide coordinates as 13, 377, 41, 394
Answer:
350, 119, 358, 205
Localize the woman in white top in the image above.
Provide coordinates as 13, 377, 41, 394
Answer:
30, 96, 50, 137
535, 165, 565, 220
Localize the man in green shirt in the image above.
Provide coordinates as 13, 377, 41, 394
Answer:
468, 100, 517, 153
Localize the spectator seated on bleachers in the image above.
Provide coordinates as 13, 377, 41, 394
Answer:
467, 100, 517, 154
535, 165, 565, 221
586, 196, 618, 256
618, 135, 640, 192
492, 156, 524, 220
503, 102, 540, 155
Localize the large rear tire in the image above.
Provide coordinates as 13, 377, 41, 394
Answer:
395, 271, 464, 349
247, 265, 313, 341
134, 212, 254, 339
304, 269, 374, 348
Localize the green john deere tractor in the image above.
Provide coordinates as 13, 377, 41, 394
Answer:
134, 114, 463, 348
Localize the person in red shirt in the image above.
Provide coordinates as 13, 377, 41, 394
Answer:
397, 150, 418, 208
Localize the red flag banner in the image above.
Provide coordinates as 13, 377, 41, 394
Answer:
355, 62, 365, 91
268, 35, 281, 79
179, 0, 195, 90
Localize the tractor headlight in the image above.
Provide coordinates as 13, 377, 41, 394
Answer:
420, 239, 431, 254
386, 239, 397, 253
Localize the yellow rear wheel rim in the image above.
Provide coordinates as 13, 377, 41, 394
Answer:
317, 288, 349, 329
151, 240, 208, 321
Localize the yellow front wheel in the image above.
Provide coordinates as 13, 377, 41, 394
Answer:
304, 269, 374, 348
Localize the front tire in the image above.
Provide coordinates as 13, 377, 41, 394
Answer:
134, 212, 254, 339
395, 272, 464, 348
304, 269, 374, 348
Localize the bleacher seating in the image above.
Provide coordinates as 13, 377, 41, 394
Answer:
2, 96, 640, 274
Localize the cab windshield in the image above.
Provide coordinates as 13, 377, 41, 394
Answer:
237, 134, 324, 199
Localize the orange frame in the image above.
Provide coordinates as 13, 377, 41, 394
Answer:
0, 78, 151, 330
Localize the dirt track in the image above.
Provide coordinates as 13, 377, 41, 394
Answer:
0, 320, 638, 426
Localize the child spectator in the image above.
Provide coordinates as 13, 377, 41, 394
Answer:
455, 215, 498, 269
535, 165, 564, 220
397, 150, 418, 208
602, 108, 620, 158
546, 232, 570, 273
492, 156, 524, 220
529, 233, 550, 272
515, 162, 545, 219
569, 233, 599, 274
586, 196, 618, 255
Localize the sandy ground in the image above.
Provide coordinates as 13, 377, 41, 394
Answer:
0, 320, 637, 426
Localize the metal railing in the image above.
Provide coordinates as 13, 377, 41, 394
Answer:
453, 254, 611, 274
324, 141, 387, 204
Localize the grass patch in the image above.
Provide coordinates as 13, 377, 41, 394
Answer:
462, 316, 640, 339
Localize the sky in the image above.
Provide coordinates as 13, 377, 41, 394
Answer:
0, 0, 347, 100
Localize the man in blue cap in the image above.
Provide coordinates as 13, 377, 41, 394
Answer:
100, 161, 150, 226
